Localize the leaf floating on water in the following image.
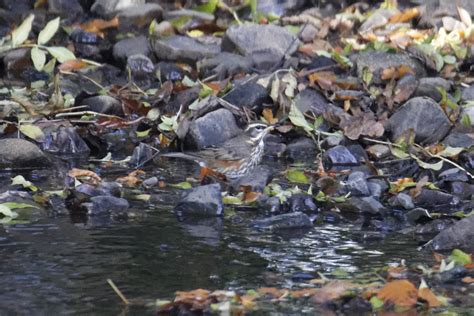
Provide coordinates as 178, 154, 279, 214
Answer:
377, 280, 418, 307
68, 168, 102, 185
11, 175, 38, 192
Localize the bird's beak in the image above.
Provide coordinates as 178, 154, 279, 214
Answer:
265, 126, 274, 133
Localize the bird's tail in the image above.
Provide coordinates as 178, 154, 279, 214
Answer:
160, 152, 203, 165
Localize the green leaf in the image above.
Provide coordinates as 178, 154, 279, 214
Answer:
370, 296, 384, 310
38, 17, 60, 45
43, 57, 56, 74
46, 46, 76, 63
11, 175, 38, 192
362, 67, 373, 86
449, 249, 472, 265
30, 46, 46, 71
195, 0, 218, 13
199, 82, 214, 98
286, 169, 310, 184
169, 181, 192, 189
443, 54, 456, 65
19, 123, 45, 142
11, 14, 34, 47
461, 113, 472, 127
412, 155, 443, 171
1, 202, 40, 210
437, 146, 464, 157
146, 108, 160, 121
0, 204, 18, 218
223, 195, 243, 205
289, 103, 313, 132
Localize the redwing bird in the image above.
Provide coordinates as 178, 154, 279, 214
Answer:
161, 123, 274, 180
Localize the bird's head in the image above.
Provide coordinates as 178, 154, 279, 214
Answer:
245, 123, 274, 144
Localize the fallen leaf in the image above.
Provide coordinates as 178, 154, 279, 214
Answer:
68, 168, 101, 185
462, 276, 474, 283
377, 280, 418, 307
257, 287, 285, 298
389, 7, 420, 23
58, 59, 87, 72
286, 169, 310, 184
339, 112, 384, 140
311, 280, 357, 304
116, 170, 144, 187
79, 17, 119, 36
418, 287, 442, 308
262, 108, 278, 124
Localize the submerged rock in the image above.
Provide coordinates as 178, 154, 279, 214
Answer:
251, 212, 313, 231
41, 126, 90, 154
83, 195, 130, 216
174, 184, 223, 217
430, 215, 474, 251
0, 139, 51, 170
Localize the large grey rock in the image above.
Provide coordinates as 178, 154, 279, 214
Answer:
430, 215, 474, 251
345, 171, 370, 197
294, 88, 330, 115
353, 52, 426, 84
256, 0, 306, 16
386, 97, 451, 144
152, 35, 220, 62
413, 189, 455, 209
414, 77, 451, 102
251, 212, 312, 231
198, 53, 253, 79
222, 24, 299, 60
113, 36, 151, 64
91, 0, 145, 17
223, 81, 269, 109
117, 3, 162, 27
48, 0, 83, 18
185, 108, 242, 150
81, 95, 124, 116
41, 126, 90, 154
0, 139, 51, 170
322, 145, 359, 171
174, 184, 223, 217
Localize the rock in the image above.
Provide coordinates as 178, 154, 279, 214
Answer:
294, 88, 330, 115
185, 108, 242, 150
257, 195, 281, 214
322, 145, 359, 171
91, 0, 145, 17
438, 168, 469, 184
287, 194, 318, 213
406, 208, 431, 225
264, 134, 287, 158
84, 195, 129, 216
117, 3, 162, 28
414, 77, 451, 102
256, 0, 306, 16
81, 95, 124, 116
386, 97, 451, 144
285, 137, 317, 161
232, 166, 272, 193
443, 132, 474, 148
461, 84, 474, 102
164, 9, 214, 22
127, 54, 155, 87
353, 52, 426, 84
152, 35, 220, 63
48, 0, 83, 18
129, 142, 155, 167
222, 24, 299, 60
461, 106, 474, 127
345, 171, 370, 196
414, 189, 456, 209
415, 218, 457, 235
391, 192, 415, 210
341, 197, 387, 215
449, 182, 474, 200
420, 0, 474, 27
41, 126, 90, 154
156, 62, 186, 82
113, 36, 151, 64
2, 48, 31, 80
430, 215, 474, 251
174, 184, 223, 217
198, 53, 253, 79
0, 139, 51, 170
366, 144, 390, 160
251, 212, 312, 231
70, 29, 102, 45
222, 81, 269, 110
359, 9, 396, 33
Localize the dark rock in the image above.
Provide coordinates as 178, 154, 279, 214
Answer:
353, 52, 426, 84
143, 176, 159, 188
285, 137, 317, 161
179, 217, 223, 246
406, 208, 431, 225
436, 265, 468, 283
430, 215, 474, 251
70, 29, 102, 45
287, 194, 318, 213
413, 189, 455, 209
251, 212, 312, 231
232, 166, 272, 193
391, 192, 415, 210
264, 134, 287, 158
198, 53, 253, 79
322, 145, 359, 171
113, 36, 151, 64
222, 24, 299, 60
290, 272, 314, 282
129, 142, 155, 167
152, 35, 220, 63
393, 74, 418, 104
2, 48, 31, 80
461, 84, 474, 102
438, 168, 469, 184
294, 88, 330, 115
163, 9, 214, 22
156, 62, 186, 82
414, 77, 451, 102
81, 95, 123, 116
185, 108, 242, 150
84, 195, 129, 216
340, 197, 387, 215
91, 0, 145, 17
443, 132, 474, 148
367, 180, 385, 198
449, 182, 474, 200
174, 183, 223, 217
41, 126, 90, 154
256, 0, 306, 16
48, 0, 83, 18
415, 218, 457, 235
345, 171, 370, 196
257, 196, 281, 214
0, 139, 51, 170
342, 297, 372, 315
117, 3, 162, 28
386, 97, 451, 144
222, 81, 269, 110
420, 0, 474, 27
127, 54, 155, 88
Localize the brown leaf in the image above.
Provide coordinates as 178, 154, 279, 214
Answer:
262, 108, 278, 124
339, 112, 384, 140
175, 288, 211, 310
462, 276, 474, 283
381, 65, 414, 81
418, 287, 441, 308
257, 287, 285, 298
79, 17, 119, 36
68, 168, 101, 185
389, 7, 420, 23
377, 280, 418, 307
116, 170, 144, 187
58, 59, 87, 72
291, 288, 318, 298
311, 280, 357, 304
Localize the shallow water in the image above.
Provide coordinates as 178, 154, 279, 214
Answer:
0, 159, 440, 315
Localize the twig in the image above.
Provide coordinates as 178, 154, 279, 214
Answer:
362, 137, 404, 148
55, 111, 122, 119
107, 279, 130, 305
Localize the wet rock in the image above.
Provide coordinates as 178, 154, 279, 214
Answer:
386, 97, 451, 144
129, 142, 155, 167
430, 215, 474, 251
413, 189, 455, 209
414, 77, 451, 102
117, 3, 162, 28
294, 88, 330, 115
287, 194, 318, 213
415, 218, 457, 235
436, 265, 468, 283
70, 29, 102, 45
222, 24, 299, 61
345, 171, 370, 196
0, 139, 51, 170
353, 52, 426, 84
256, 196, 281, 214
341, 197, 387, 215
322, 145, 359, 171
285, 137, 317, 161
391, 192, 415, 210
180, 217, 223, 246
83, 195, 129, 216
48, 0, 83, 18
174, 184, 223, 217
113, 35, 151, 64
81, 95, 123, 116
185, 108, 242, 150
251, 212, 312, 231
232, 166, 272, 193
152, 35, 220, 63
222, 81, 269, 110
91, 0, 145, 17
461, 84, 474, 102
406, 208, 431, 225
41, 126, 90, 154
198, 53, 252, 79
449, 182, 474, 200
